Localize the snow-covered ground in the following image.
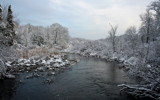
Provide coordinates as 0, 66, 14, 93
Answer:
1, 54, 79, 80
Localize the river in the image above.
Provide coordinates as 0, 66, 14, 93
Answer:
0, 55, 136, 100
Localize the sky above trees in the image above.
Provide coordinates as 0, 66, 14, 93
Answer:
1, 0, 153, 39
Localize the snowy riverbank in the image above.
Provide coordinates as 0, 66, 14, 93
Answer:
69, 41, 160, 100
0, 54, 79, 81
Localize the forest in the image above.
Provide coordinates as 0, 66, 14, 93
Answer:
0, 0, 160, 100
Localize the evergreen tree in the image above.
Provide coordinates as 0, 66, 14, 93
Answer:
0, 5, 16, 46
6, 5, 15, 46
7, 5, 14, 31
0, 5, 2, 21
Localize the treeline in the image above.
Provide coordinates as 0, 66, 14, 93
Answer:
70, 0, 160, 99
16, 23, 70, 49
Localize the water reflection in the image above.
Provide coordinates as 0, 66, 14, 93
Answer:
0, 79, 17, 100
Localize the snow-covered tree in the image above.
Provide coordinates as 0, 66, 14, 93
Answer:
0, 4, 19, 79
16, 23, 70, 49
0, 5, 2, 21
124, 26, 138, 55
108, 24, 118, 53
149, 0, 160, 38
139, 10, 154, 43
0, 5, 15, 46
49, 23, 69, 48
31, 32, 44, 46
7, 5, 14, 31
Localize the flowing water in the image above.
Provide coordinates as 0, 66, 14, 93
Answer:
0, 55, 136, 100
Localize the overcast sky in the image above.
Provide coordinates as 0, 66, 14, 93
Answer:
1, 0, 153, 39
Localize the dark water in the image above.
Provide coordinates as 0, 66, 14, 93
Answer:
0, 55, 135, 100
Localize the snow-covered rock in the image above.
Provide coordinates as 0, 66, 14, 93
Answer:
37, 67, 45, 72
55, 58, 62, 63
5, 61, 12, 67
90, 52, 97, 56
0, 59, 6, 78
124, 57, 139, 66
0, 59, 16, 79
7, 55, 73, 73
5, 73, 15, 79
111, 53, 118, 59
41, 60, 46, 64
146, 64, 151, 68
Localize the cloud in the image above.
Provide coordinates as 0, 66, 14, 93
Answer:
50, 0, 153, 39
51, 0, 62, 4
3, 0, 153, 39
70, 1, 145, 36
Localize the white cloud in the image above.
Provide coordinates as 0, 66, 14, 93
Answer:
8, 0, 153, 39
48, 0, 153, 39
72, 1, 144, 35
51, 0, 62, 4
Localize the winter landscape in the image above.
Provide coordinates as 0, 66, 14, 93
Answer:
0, 0, 160, 100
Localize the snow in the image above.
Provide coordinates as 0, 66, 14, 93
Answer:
90, 52, 97, 56
0, 59, 16, 79
69, 36, 160, 94
5, 73, 15, 79
5, 61, 12, 67
0, 22, 6, 28
55, 58, 62, 63
41, 60, 46, 64
0, 59, 6, 78
119, 57, 126, 62
51, 72, 55, 75
124, 57, 139, 66
1, 54, 78, 80
54, 63, 60, 67
6, 55, 72, 72
26, 64, 31, 66
18, 58, 25, 63
46, 59, 53, 65
146, 64, 151, 68
37, 67, 45, 72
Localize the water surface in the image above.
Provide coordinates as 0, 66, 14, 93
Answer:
0, 55, 135, 100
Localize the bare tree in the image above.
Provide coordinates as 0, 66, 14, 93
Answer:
49, 23, 69, 48
125, 26, 138, 55
149, 0, 160, 38
108, 24, 118, 53
140, 10, 153, 43
140, 10, 154, 62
